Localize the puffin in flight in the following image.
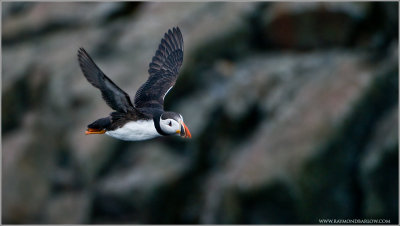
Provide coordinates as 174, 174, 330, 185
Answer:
77, 27, 191, 141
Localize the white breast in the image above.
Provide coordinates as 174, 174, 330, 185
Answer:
105, 120, 160, 141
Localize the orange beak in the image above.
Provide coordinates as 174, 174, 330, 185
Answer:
180, 121, 192, 138
85, 128, 106, 135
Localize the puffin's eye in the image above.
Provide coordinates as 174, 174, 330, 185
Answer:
168, 121, 172, 127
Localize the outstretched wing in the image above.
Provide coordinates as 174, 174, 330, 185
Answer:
77, 48, 134, 113
134, 27, 184, 109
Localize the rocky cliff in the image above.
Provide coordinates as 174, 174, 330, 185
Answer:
2, 2, 398, 224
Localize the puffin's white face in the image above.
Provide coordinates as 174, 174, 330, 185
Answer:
160, 118, 181, 135
160, 113, 191, 138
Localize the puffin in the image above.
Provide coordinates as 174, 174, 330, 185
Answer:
77, 27, 191, 141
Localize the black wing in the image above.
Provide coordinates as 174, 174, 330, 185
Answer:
134, 27, 184, 109
77, 48, 134, 113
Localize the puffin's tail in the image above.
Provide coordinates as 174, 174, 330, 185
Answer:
85, 117, 111, 135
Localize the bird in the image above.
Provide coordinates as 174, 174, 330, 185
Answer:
77, 27, 191, 141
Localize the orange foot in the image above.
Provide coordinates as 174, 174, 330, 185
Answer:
85, 128, 106, 135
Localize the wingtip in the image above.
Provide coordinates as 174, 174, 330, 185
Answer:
77, 48, 92, 63
167, 26, 181, 36
173, 26, 181, 33
77, 48, 84, 58
172, 27, 183, 46
77, 47, 86, 55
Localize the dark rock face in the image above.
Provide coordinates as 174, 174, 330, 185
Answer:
2, 2, 398, 224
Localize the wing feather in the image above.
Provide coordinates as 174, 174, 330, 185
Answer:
77, 48, 134, 113
134, 27, 184, 109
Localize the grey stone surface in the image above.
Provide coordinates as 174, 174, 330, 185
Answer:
2, 2, 398, 224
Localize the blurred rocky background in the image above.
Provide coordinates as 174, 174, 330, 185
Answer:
2, 2, 398, 224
